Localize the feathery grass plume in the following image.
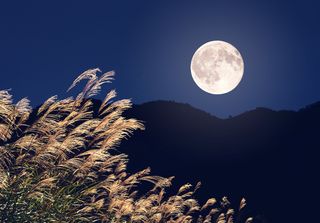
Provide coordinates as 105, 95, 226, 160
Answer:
239, 198, 246, 211
0, 68, 252, 222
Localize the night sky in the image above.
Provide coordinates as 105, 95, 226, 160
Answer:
1, 0, 319, 117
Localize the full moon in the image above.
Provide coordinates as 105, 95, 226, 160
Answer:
190, 40, 244, 95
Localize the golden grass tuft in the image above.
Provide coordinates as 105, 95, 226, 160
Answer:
0, 69, 252, 222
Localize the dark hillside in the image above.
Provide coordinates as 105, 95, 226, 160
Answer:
120, 100, 320, 223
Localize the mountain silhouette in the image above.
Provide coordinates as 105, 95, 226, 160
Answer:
119, 100, 319, 223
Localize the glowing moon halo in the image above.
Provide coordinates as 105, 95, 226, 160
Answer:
190, 41, 244, 94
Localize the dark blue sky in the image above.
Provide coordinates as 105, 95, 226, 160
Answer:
1, 0, 319, 117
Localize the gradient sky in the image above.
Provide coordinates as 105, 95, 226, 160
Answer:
0, 0, 319, 117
